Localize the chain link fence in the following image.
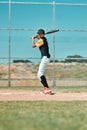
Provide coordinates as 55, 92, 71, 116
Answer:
0, 1, 87, 86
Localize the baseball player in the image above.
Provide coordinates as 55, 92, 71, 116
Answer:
32, 29, 52, 94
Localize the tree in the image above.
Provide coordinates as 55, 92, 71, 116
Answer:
13, 60, 32, 63
65, 55, 87, 63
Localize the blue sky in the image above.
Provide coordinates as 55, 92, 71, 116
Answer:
0, 0, 87, 62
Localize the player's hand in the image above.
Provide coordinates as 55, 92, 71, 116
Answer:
32, 35, 38, 39
32, 36, 35, 39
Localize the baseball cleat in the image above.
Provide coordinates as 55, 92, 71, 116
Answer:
40, 87, 56, 95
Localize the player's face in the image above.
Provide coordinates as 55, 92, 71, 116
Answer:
39, 33, 45, 38
36, 35, 40, 39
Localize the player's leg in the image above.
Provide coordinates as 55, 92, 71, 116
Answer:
37, 56, 51, 94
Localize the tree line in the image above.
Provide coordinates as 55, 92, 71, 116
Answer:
51, 55, 87, 63
13, 55, 87, 63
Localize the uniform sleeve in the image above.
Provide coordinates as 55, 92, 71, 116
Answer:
36, 39, 44, 47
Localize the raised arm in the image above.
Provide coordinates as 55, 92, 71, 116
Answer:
32, 36, 37, 48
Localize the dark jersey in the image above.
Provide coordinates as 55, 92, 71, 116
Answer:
39, 37, 50, 58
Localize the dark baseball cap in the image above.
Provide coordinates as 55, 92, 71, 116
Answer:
37, 29, 45, 34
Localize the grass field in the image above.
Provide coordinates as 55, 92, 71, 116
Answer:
0, 86, 87, 130
0, 101, 87, 130
1, 85, 87, 92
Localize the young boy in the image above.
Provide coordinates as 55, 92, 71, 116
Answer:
32, 29, 52, 94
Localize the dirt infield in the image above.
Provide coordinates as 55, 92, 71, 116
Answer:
0, 89, 87, 101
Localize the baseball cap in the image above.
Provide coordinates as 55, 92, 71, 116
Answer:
37, 29, 45, 34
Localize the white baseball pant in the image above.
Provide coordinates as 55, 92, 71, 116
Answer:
37, 56, 50, 81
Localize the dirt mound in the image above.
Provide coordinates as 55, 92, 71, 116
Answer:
0, 63, 38, 79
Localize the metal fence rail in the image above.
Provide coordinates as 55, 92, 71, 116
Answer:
1, 1, 87, 6
0, 1, 87, 86
1, 28, 87, 32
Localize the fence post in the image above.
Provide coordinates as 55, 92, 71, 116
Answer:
52, 1, 56, 86
8, 0, 11, 87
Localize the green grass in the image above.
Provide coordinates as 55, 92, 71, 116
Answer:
0, 85, 87, 130
55, 86, 87, 92
0, 101, 87, 130
0, 86, 87, 92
